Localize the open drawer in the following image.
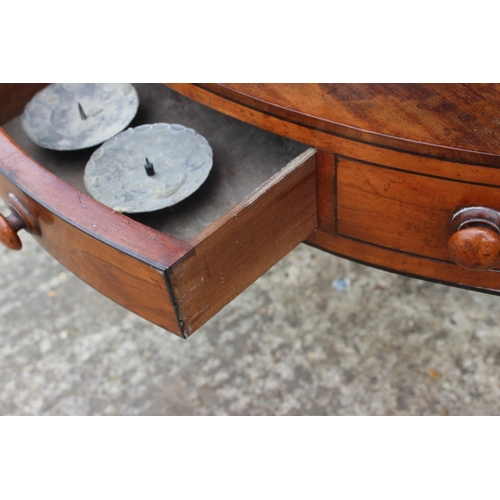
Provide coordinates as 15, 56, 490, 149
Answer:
0, 84, 317, 338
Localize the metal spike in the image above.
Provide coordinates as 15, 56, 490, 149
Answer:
78, 102, 87, 120
144, 158, 155, 176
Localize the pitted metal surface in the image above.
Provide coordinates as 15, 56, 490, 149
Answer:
84, 123, 213, 213
21, 83, 139, 151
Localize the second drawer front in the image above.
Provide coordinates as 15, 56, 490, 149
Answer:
336, 156, 500, 265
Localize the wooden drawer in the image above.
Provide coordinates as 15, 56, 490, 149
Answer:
335, 156, 500, 262
0, 84, 317, 337
309, 149, 500, 293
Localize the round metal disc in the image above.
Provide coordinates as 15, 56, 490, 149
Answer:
21, 83, 139, 150
84, 123, 213, 213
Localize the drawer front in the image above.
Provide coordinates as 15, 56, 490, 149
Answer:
336, 156, 500, 263
308, 149, 500, 293
0, 131, 190, 336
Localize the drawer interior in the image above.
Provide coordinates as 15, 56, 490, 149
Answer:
3, 84, 309, 243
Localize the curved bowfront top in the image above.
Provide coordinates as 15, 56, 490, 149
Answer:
189, 84, 500, 167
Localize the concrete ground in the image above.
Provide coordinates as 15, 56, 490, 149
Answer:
1, 199, 500, 415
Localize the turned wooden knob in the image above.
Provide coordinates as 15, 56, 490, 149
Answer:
448, 207, 500, 271
0, 212, 24, 250
449, 226, 500, 270
0, 194, 40, 251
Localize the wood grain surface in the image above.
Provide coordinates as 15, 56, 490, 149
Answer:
333, 156, 500, 262
189, 83, 500, 166
169, 149, 317, 336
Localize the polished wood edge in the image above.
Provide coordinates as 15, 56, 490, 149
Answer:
304, 236, 500, 297
168, 83, 500, 168
0, 129, 192, 269
169, 148, 318, 337
307, 229, 500, 292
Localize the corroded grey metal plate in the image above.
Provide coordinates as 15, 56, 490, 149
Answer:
84, 123, 213, 213
21, 83, 139, 150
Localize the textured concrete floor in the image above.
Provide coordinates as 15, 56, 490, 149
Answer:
1, 198, 500, 415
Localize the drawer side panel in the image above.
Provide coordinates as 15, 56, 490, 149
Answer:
169, 149, 317, 336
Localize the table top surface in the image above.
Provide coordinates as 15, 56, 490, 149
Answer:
198, 84, 500, 165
